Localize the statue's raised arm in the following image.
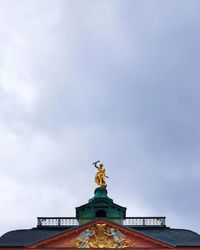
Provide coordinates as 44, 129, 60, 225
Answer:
93, 160, 100, 169
93, 161, 108, 188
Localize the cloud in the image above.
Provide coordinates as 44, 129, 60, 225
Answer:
0, 0, 200, 236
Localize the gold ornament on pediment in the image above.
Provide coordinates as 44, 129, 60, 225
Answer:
66, 223, 134, 248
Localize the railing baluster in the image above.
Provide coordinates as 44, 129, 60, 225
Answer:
37, 217, 165, 227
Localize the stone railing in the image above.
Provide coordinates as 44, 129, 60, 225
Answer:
37, 217, 79, 227
37, 216, 166, 227
123, 217, 166, 227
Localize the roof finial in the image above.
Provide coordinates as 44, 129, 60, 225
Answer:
93, 161, 108, 188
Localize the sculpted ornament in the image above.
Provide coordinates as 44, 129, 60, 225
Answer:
93, 161, 108, 188
66, 223, 134, 248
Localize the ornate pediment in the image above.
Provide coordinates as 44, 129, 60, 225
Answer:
29, 219, 172, 249
66, 223, 134, 248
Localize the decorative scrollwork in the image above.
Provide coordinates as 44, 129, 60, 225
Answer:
66, 223, 134, 248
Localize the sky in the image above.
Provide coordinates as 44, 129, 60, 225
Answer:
0, 0, 200, 236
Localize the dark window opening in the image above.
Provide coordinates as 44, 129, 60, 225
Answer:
95, 210, 107, 218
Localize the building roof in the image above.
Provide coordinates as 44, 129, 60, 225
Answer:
0, 226, 200, 247
133, 227, 200, 247
0, 228, 69, 247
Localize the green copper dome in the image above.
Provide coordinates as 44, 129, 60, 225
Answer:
76, 187, 126, 225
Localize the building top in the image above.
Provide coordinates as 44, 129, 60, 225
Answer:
37, 162, 165, 228
76, 162, 127, 225
1, 223, 200, 247
0, 161, 200, 248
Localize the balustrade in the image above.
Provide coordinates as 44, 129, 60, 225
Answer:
37, 217, 165, 227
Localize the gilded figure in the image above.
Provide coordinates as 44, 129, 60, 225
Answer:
93, 161, 108, 188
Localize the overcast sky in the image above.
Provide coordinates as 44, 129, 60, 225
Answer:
0, 0, 200, 236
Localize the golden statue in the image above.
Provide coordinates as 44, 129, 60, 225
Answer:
93, 161, 108, 188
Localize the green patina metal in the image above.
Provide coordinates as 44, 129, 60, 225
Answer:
76, 187, 126, 225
